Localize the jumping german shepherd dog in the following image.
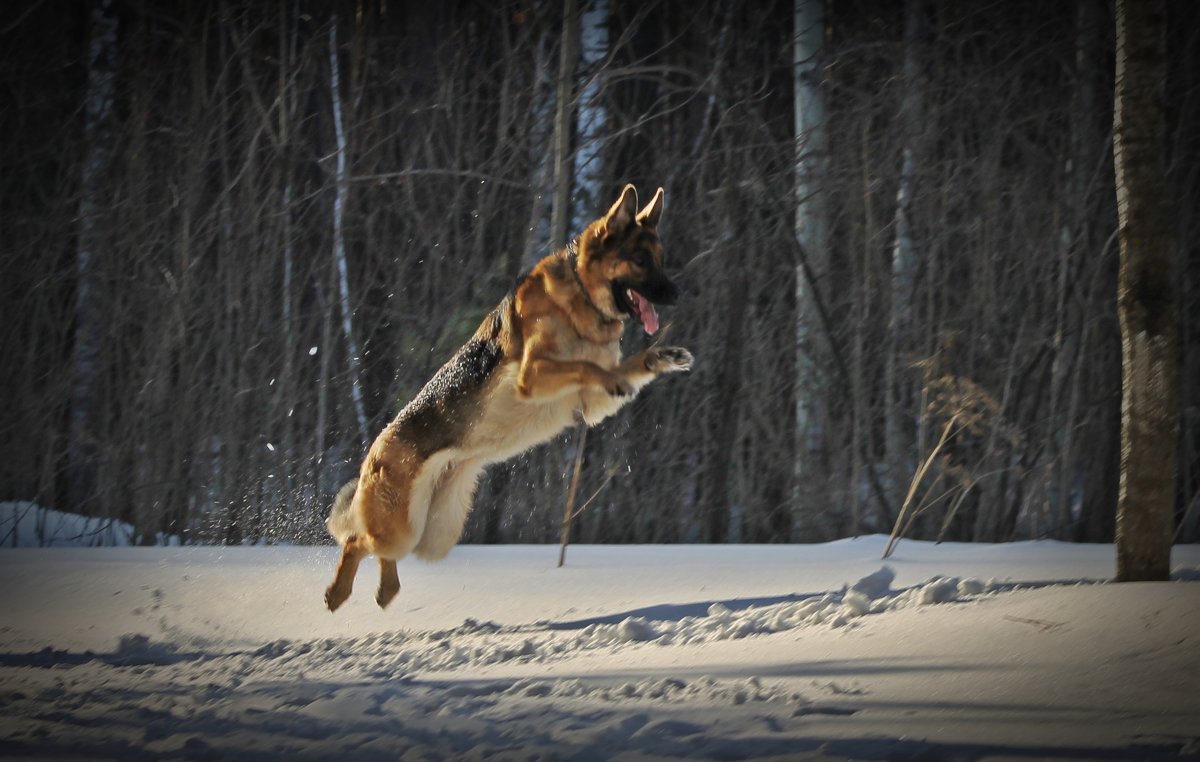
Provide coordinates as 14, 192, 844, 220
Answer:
323, 184, 692, 611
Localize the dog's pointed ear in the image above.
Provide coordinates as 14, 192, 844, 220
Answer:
602, 184, 639, 236
636, 187, 665, 228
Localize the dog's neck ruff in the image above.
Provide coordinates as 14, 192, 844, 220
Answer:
567, 245, 622, 328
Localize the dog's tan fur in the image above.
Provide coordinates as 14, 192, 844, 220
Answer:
324, 184, 692, 611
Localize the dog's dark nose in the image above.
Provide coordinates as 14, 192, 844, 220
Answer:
645, 275, 681, 305
654, 280, 680, 306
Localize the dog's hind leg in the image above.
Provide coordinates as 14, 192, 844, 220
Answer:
325, 535, 367, 612
323, 447, 425, 611
351, 452, 447, 609
413, 458, 484, 561
376, 557, 400, 609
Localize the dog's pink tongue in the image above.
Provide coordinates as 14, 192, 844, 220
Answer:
630, 290, 660, 334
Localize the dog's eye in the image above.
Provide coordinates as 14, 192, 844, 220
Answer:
636, 251, 651, 268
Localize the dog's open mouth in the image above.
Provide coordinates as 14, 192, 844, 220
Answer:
615, 286, 660, 335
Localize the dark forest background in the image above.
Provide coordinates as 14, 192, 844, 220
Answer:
2, 0, 1198, 546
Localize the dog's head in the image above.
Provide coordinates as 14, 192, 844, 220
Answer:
577, 184, 680, 335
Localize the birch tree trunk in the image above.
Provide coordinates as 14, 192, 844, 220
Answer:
792, 0, 830, 537
1112, 0, 1177, 582
572, 0, 608, 233
559, 0, 612, 554
68, 0, 118, 516
329, 14, 370, 448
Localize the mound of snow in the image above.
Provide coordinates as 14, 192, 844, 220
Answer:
0, 502, 135, 547
916, 576, 961, 604
849, 565, 894, 598
1172, 564, 1200, 581
617, 616, 659, 642
0, 502, 180, 547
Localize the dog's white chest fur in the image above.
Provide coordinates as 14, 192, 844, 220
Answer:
463, 340, 621, 463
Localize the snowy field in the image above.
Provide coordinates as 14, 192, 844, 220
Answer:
1, 535, 1198, 761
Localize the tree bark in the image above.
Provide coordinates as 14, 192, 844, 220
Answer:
277, 0, 299, 519
548, 0, 586, 553
69, 0, 118, 516
1050, 0, 1107, 539
549, 0, 580, 249
1112, 0, 1177, 582
329, 13, 370, 448
572, 0, 609, 232
884, 0, 928, 515
792, 0, 830, 539
521, 24, 556, 273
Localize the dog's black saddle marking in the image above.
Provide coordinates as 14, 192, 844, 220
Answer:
395, 299, 509, 458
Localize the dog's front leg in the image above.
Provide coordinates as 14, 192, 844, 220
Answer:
580, 346, 693, 425
517, 338, 632, 400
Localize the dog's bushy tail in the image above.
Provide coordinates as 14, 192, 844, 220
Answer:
325, 479, 359, 543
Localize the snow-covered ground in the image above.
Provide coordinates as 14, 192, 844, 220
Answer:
1, 536, 1198, 760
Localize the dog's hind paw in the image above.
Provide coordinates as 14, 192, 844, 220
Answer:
376, 581, 400, 609
325, 586, 348, 612
647, 346, 693, 374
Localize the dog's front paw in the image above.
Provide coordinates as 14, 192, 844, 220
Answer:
646, 346, 694, 374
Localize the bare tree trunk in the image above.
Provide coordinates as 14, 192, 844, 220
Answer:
1112, 0, 1177, 582
549, 0, 580, 250
704, 241, 747, 541
885, 0, 926, 514
69, 0, 118, 517
329, 13, 370, 448
697, 14, 738, 543
314, 285, 335, 503
851, 127, 873, 533
792, 0, 830, 538
278, 0, 299, 518
522, 27, 556, 272
548, 0, 586, 551
558, 425, 587, 566
1048, 0, 1106, 538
